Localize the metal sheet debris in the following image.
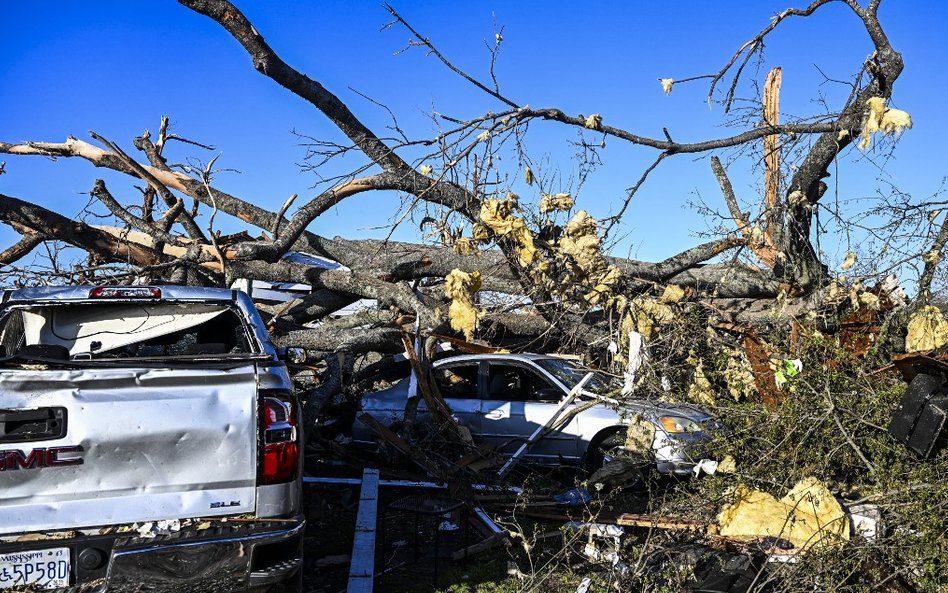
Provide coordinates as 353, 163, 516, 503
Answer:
888, 372, 948, 457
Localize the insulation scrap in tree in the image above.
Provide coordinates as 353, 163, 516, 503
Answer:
444, 269, 482, 341
585, 265, 622, 305
624, 416, 656, 452
905, 305, 948, 352
452, 236, 477, 255
687, 354, 716, 405
559, 210, 604, 273
859, 96, 913, 150
841, 251, 857, 270
660, 284, 687, 303
628, 297, 675, 340
555, 210, 622, 304
478, 196, 537, 267
723, 347, 757, 401
716, 455, 737, 474
538, 192, 574, 213
717, 477, 850, 552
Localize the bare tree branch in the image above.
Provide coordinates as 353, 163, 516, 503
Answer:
90, 179, 187, 246
0, 193, 162, 267
384, 3, 520, 110
711, 156, 779, 268
0, 232, 44, 266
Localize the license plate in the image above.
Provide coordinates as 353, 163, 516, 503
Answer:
0, 547, 70, 590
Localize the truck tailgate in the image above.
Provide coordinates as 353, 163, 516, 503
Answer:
0, 364, 258, 535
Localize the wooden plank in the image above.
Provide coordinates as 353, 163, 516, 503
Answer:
455, 444, 502, 470
743, 331, 783, 411
347, 468, 380, 593
358, 413, 442, 477
763, 66, 782, 248
451, 531, 508, 561
400, 332, 456, 426
614, 512, 710, 532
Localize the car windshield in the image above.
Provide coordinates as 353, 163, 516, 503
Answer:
536, 358, 619, 395
0, 302, 255, 364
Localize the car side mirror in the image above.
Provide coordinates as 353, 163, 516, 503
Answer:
533, 388, 564, 401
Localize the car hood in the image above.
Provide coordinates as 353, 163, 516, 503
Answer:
602, 397, 713, 423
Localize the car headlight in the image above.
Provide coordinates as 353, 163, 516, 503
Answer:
659, 416, 702, 434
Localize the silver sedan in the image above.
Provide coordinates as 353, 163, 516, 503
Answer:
353, 353, 715, 476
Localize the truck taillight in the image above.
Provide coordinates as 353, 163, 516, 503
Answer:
259, 392, 299, 485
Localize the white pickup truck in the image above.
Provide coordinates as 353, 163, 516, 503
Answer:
0, 285, 304, 592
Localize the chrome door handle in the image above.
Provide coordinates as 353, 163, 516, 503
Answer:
484, 410, 506, 420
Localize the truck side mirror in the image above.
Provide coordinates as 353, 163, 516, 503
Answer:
277, 347, 307, 364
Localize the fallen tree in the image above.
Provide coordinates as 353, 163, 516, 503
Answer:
4, 1, 948, 591
1, 1, 930, 359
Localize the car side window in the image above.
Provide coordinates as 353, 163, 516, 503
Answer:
433, 364, 479, 399
486, 364, 559, 402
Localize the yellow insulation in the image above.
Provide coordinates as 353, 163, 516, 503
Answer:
444, 269, 482, 341
539, 193, 574, 213
479, 198, 537, 267
687, 358, 716, 405
628, 297, 675, 339
718, 477, 850, 551
906, 305, 948, 352
859, 96, 912, 150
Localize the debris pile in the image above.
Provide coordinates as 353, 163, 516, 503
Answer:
296, 268, 948, 593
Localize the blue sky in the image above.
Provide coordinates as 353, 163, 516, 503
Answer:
1, 1, 945, 276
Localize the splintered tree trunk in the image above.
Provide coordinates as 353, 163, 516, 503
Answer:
763, 67, 783, 248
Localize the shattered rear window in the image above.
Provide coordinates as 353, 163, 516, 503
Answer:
0, 302, 254, 361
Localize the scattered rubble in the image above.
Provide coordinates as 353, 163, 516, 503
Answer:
296, 285, 946, 592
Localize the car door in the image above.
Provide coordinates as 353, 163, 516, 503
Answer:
430, 361, 484, 436
480, 362, 581, 463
